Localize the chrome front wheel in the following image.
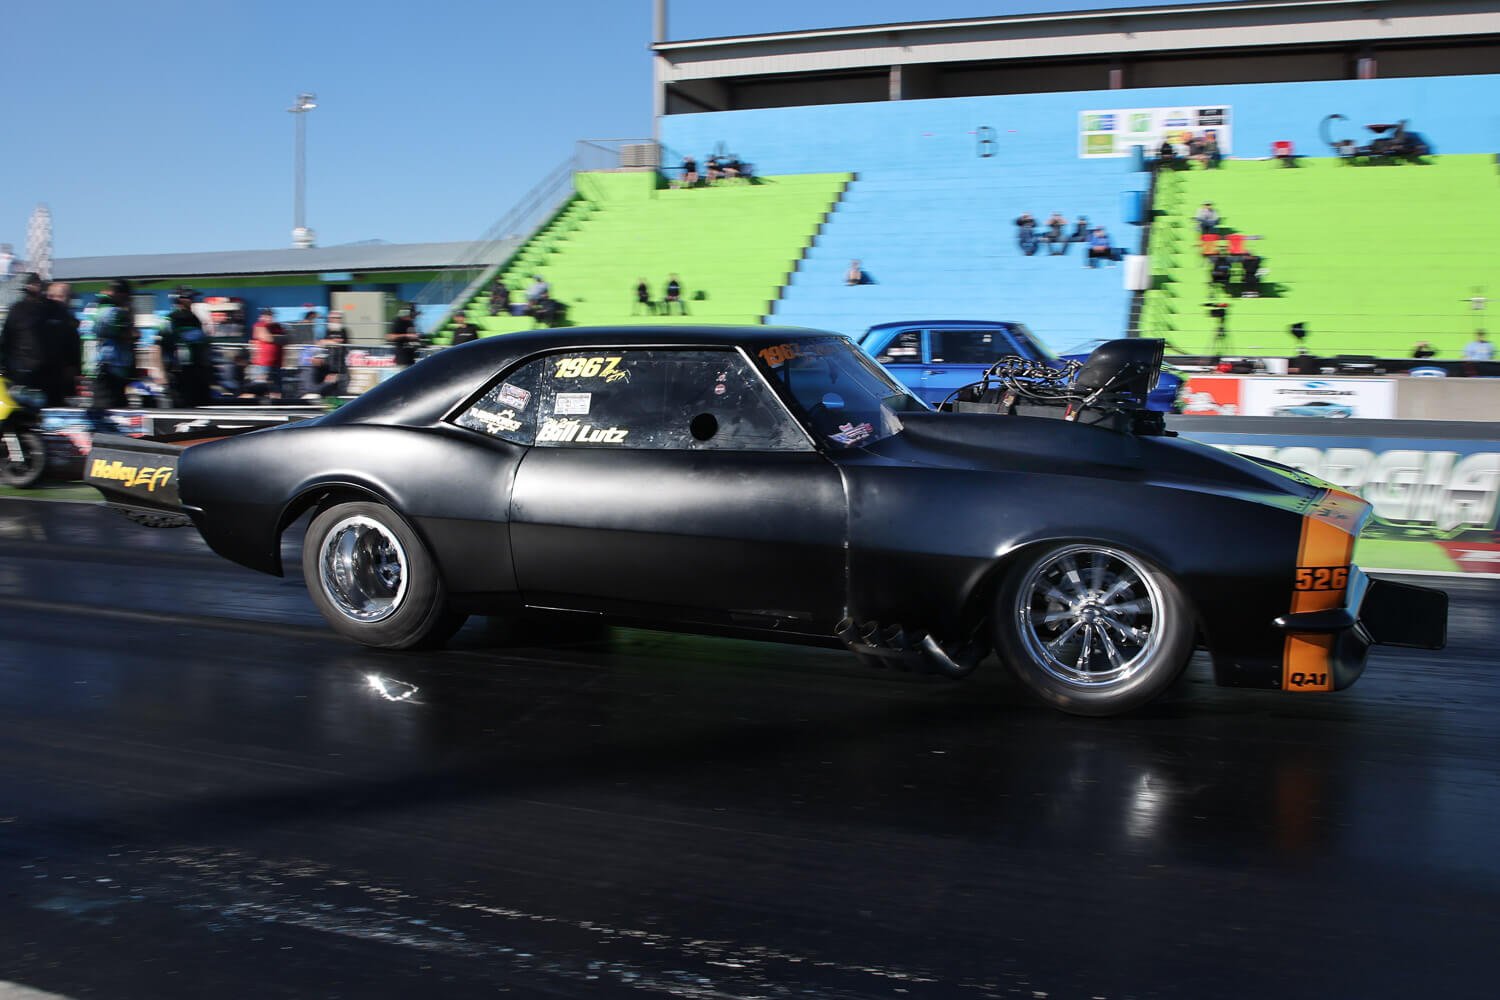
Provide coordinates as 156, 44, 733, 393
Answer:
997, 543, 1193, 715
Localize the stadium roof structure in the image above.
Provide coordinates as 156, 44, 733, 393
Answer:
54, 239, 520, 283
654, 0, 1500, 112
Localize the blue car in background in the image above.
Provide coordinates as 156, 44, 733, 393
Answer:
858, 320, 1182, 411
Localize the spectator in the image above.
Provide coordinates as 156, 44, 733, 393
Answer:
91, 279, 136, 412
1070, 215, 1090, 248
1463, 330, 1494, 362
705, 154, 722, 184
1084, 228, 1117, 268
303, 318, 349, 400
632, 278, 654, 315
723, 156, 741, 181
388, 305, 422, 368
1015, 212, 1039, 256
1157, 139, 1180, 169
1202, 130, 1223, 169
663, 274, 687, 315
0, 273, 51, 399
489, 277, 510, 316
164, 288, 213, 407
450, 313, 480, 345
250, 307, 286, 399
44, 281, 81, 406
679, 155, 698, 188
1205, 300, 1230, 347
1044, 212, 1067, 255
844, 260, 865, 286
1411, 341, 1436, 359
526, 274, 549, 310
1196, 202, 1220, 235
1210, 254, 1232, 290
1239, 253, 1263, 298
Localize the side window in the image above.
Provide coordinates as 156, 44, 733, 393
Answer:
471, 348, 808, 451
930, 329, 1010, 365
874, 329, 922, 365
453, 361, 542, 445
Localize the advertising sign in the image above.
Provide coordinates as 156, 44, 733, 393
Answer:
1078, 106, 1232, 158
1181, 376, 1243, 415
1239, 377, 1396, 420
1184, 427, 1500, 575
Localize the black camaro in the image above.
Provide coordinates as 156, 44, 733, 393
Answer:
87, 326, 1445, 716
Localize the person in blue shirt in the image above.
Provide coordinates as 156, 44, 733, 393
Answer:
91, 279, 136, 411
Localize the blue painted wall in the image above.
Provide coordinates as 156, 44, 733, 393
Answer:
662, 73, 1500, 348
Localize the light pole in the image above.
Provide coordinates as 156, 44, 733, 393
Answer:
289, 92, 317, 247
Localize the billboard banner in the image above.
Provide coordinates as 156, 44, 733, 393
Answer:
1078, 106, 1232, 159
1184, 427, 1500, 575
1240, 377, 1396, 419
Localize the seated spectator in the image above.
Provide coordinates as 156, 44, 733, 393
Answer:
1043, 212, 1068, 255
845, 260, 866, 286
1201, 130, 1223, 168
526, 274, 550, 310
722, 156, 741, 181
679, 155, 698, 188
1085, 228, 1118, 268
1238, 253, 1262, 297
663, 274, 687, 315
1411, 341, 1436, 359
1463, 330, 1494, 362
1210, 254, 1232, 290
489, 279, 510, 316
1157, 139, 1181, 169
1187, 134, 1205, 166
1196, 201, 1220, 235
705, 155, 722, 184
633, 278, 655, 315
1015, 212, 1038, 256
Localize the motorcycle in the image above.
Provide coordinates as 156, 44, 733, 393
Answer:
0, 372, 48, 488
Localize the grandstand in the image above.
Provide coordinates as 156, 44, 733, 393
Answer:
1140, 155, 1500, 358
436, 171, 850, 342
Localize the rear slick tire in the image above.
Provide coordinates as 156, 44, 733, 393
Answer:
303, 501, 465, 650
994, 543, 1194, 717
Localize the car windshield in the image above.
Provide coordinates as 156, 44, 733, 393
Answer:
753, 336, 926, 449
1005, 323, 1060, 365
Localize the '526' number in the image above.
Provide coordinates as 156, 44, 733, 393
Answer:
554, 356, 624, 380
1295, 566, 1349, 591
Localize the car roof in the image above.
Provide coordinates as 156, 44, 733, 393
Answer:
323, 324, 850, 429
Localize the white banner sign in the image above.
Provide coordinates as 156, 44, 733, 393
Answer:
1239, 377, 1397, 419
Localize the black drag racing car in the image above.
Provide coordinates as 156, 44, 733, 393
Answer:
87, 326, 1446, 716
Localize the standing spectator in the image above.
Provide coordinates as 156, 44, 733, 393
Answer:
1044, 212, 1068, 255
165, 288, 213, 407
488, 277, 510, 316
450, 313, 480, 345
679, 155, 698, 188
663, 274, 687, 315
632, 278, 654, 315
250, 307, 286, 399
1238, 252, 1263, 298
1201, 130, 1222, 169
1, 274, 51, 397
1014, 212, 1039, 256
388, 305, 422, 368
844, 260, 865, 286
1463, 330, 1494, 362
91, 279, 136, 412
1195, 202, 1220, 235
45, 281, 81, 406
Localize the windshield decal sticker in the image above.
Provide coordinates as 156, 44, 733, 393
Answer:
497, 382, 531, 411
553, 356, 628, 382
464, 408, 523, 435
830, 422, 874, 447
553, 392, 592, 415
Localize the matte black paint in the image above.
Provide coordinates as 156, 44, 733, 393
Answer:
164, 326, 1426, 690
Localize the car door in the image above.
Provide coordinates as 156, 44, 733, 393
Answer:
505, 347, 848, 631
921, 327, 1024, 406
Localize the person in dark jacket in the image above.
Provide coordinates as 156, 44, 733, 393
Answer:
450, 313, 480, 345
163, 288, 213, 407
44, 282, 82, 406
91, 279, 136, 412
388, 305, 422, 367
0, 273, 52, 394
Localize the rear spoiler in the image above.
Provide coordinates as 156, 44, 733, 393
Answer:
84, 433, 187, 517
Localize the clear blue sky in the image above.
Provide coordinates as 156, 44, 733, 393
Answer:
1, 0, 1205, 259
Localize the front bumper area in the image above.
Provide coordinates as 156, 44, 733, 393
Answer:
1273, 568, 1447, 691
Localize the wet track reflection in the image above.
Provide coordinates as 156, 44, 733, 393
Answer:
0, 497, 1497, 998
